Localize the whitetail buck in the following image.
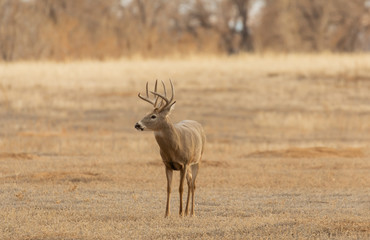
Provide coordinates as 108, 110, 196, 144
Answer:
135, 80, 206, 217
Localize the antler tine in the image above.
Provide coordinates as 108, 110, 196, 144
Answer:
169, 79, 174, 103
138, 81, 156, 106
161, 80, 167, 97
157, 80, 166, 109
154, 96, 159, 108
153, 79, 160, 107
145, 82, 149, 97
138, 93, 155, 106
150, 91, 169, 105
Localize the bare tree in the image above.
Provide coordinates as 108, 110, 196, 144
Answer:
255, 0, 368, 52
184, 0, 254, 54
0, 0, 19, 61
233, 0, 253, 51
0, 0, 369, 61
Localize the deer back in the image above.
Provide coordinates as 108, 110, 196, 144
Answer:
175, 120, 205, 164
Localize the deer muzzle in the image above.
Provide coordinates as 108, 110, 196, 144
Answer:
135, 122, 145, 131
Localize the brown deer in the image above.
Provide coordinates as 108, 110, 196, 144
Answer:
135, 80, 206, 217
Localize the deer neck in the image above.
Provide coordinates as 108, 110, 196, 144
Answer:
154, 119, 179, 152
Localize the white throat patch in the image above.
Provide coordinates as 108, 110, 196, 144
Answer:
154, 131, 164, 137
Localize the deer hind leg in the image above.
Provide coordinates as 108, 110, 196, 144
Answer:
179, 166, 186, 216
190, 163, 199, 216
165, 167, 173, 217
185, 169, 193, 216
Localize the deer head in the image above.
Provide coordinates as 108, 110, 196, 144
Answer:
135, 80, 176, 131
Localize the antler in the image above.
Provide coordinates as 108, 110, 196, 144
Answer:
138, 79, 175, 111
150, 79, 175, 112
138, 80, 159, 107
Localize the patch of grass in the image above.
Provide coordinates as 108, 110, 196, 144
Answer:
0, 54, 369, 239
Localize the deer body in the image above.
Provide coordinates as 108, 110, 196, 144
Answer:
156, 120, 205, 169
135, 80, 205, 217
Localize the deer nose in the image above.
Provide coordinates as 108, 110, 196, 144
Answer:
135, 122, 144, 131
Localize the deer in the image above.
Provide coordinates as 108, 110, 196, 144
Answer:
135, 80, 206, 217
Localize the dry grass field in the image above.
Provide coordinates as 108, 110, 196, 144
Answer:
0, 54, 369, 239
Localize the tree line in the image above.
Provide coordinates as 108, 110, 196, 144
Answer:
0, 0, 369, 61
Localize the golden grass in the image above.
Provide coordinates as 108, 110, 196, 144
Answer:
0, 54, 369, 239
247, 147, 365, 158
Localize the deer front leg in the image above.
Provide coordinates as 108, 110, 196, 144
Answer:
165, 167, 173, 217
179, 166, 187, 216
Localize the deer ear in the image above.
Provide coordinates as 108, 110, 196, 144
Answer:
169, 102, 176, 113
162, 101, 176, 116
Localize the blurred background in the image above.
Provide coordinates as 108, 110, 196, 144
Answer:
1, 1, 370, 239
1, 0, 370, 61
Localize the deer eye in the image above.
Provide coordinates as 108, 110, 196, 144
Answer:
150, 115, 157, 119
